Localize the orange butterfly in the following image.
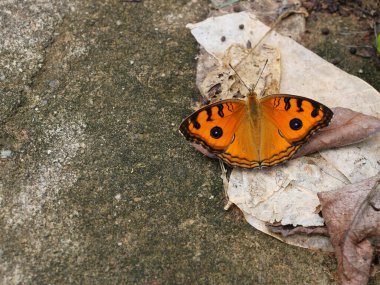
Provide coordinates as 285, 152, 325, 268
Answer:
179, 92, 333, 168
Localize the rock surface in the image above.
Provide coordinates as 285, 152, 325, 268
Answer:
0, 0, 379, 284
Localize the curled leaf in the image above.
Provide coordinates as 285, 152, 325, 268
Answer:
318, 174, 380, 285
267, 224, 329, 237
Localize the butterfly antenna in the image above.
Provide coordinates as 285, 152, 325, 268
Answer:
252, 59, 268, 93
228, 64, 251, 92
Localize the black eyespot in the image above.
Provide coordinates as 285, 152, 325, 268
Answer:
210, 126, 223, 139
289, 118, 303, 130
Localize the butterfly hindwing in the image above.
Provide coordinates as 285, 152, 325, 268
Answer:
257, 117, 302, 167
216, 116, 261, 168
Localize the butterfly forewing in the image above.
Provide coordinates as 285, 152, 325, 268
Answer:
260, 95, 333, 146
179, 100, 246, 153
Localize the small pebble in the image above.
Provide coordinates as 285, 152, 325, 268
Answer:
321, 28, 330, 35
239, 24, 244, 30
331, 58, 340, 65
370, 10, 378, 17
358, 69, 363, 74
221, 36, 226, 42
233, 5, 241, 12
1, 150, 12, 158
338, 6, 349, 17
327, 3, 339, 13
349, 47, 357, 54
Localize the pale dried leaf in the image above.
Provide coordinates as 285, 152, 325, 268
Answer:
187, 12, 380, 250
199, 43, 281, 102
228, 156, 348, 226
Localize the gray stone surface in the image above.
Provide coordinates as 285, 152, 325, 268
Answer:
0, 0, 378, 284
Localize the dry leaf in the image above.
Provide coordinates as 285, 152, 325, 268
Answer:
267, 224, 329, 237
199, 43, 281, 102
318, 174, 380, 285
186, 12, 380, 250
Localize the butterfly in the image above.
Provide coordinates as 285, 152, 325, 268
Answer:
179, 92, 333, 168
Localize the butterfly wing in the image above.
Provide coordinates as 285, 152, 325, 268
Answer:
259, 94, 333, 166
179, 100, 247, 153
180, 99, 261, 167
216, 116, 261, 168
180, 100, 260, 168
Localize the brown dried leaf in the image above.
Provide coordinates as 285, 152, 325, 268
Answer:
199, 43, 281, 102
295, 107, 380, 158
354, 47, 374, 59
318, 174, 380, 285
267, 224, 329, 237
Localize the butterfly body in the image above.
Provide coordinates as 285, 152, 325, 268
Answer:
180, 92, 333, 168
